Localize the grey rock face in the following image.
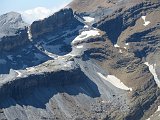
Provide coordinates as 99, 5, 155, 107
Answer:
0, 0, 160, 120
31, 8, 83, 39
0, 12, 28, 51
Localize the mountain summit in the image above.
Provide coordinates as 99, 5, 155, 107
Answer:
0, 0, 160, 120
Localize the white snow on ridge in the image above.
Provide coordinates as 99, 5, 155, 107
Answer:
76, 45, 83, 49
141, 16, 151, 26
83, 16, 95, 23
14, 70, 22, 77
72, 30, 100, 44
114, 44, 120, 48
125, 43, 129, 46
84, 25, 89, 28
26, 67, 35, 72
97, 72, 132, 91
144, 62, 160, 88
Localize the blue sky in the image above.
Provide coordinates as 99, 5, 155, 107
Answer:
0, 0, 72, 23
0, 0, 72, 15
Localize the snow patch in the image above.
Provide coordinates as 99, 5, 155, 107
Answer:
26, 67, 35, 72
114, 44, 120, 48
146, 118, 150, 120
14, 70, 22, 77
144, 62, 160, 88
119, 49, 122, 53
83, 16, 95, 23
125, 43, 129, 46
142, 16, 151, 26
72, 30, 100, 44
76, 45, 83, 49
84, 25, 89, 28
97, 72, 132, 91
124, 47, 127, 49
27, 27, 32, 40
44, 50, 56, 59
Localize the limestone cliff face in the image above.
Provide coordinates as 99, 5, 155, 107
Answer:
0, 0, 160, 120
0, 12, 28, 51
30, 8, 82, 39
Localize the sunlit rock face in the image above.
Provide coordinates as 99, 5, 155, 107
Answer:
0, 12, 28, 51
30, 8, 82, 39
0, 0, 160, 120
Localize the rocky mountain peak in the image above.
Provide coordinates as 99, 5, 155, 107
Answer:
0, 12, 28, 51
0, 0, 160, 120
0, 11, 27, 37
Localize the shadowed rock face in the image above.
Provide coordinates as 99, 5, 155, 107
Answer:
0, 0, 160, 120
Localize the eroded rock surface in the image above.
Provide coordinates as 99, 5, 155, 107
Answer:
0, 0, 160, 120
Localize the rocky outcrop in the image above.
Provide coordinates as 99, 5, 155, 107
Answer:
0, 64, 94, 100
0, 0, 159, 120
0, 12, 28, 51
69, 0, 160, 119
30, 8, 83, 39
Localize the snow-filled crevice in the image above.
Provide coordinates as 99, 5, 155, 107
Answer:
141, 16, 151, 27
97, 72, 132, 91
27, 26, 32, 40
144, 62, 160, 88
72, 29, 100, 45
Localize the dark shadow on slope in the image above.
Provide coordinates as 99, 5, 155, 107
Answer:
94, 16, 123, 44
0, 42, 51, 74
0, 68, 100, 109
32, 22, 83, 56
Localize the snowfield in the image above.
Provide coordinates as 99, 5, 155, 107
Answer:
144, 62, 160, 88
72, 30, 100, 44
14, 70, 22, 77
142, 16, 151, 26
83, 16, 95, 23
114, 44, 120, 48
26, 67, 35, 72
125, 43, 129, 46
76, 45, 83, 49
97, 72, 132, 91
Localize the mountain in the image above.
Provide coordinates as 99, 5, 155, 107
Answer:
0, 12, 28, 51
0, 0, 160, 120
